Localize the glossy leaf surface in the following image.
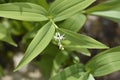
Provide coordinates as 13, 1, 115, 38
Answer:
0, 2, 48, 21
66, 46, 91, 56
60, 13, 86, 32
14, 22, 55, 71
86, 0, 120, 23
49, 0, 95, 21
50, 64, 88, 80
91, 11, 120, 23
86, 46, 120, 76
86, 0, 120, 13
58, 28, 108, 49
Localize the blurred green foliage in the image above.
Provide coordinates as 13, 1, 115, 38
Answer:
0, 0, 120, 80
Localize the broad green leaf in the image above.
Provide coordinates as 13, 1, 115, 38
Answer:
66, 46, 91, 56
0, 23, 17, 46
85, 0, 120, 23
86, 0, 120, 13
21, 0, 49, 9
58, 28, 108, 49
60, 13, 86, 32
85, 46, 120, 77
66, 72, 89, 80
0, 2, 48, 21
8, 0, 28, 2
14, 22, 55, 71
62, 40, 90, 56
49, 0, 95, 21
76, 48, 90, 56
50, 64, 86, 80
90, 11, 120, 23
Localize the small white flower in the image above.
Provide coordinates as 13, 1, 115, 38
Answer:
54, 32, 65, 41
54, 32, 65, 50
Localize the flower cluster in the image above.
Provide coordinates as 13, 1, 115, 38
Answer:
54, 32, 65, 50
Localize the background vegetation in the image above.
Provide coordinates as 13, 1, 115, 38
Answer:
0, 0, 120, 80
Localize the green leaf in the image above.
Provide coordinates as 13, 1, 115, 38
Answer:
85, 46, 120, 77
86, 0, 120, 13
76, 48, 90, 56
90, 11, 120, 23
60, 13, 86, 32
85, 0, 120, 23
8, 0, 28, 2
0, 2, 48, 21
14, 22, 55, 71
0, 23, 17, 46
50, 64, 87, 80
71, 53, 80, 64
66, 46, 91, 56
49, 0, 95, 21
58, 28, 108, 49
62, 40, 90, 56
88, 74, 95, 80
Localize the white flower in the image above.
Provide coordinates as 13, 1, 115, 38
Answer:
54, 32, 65, 50
54, 32, 65, 41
